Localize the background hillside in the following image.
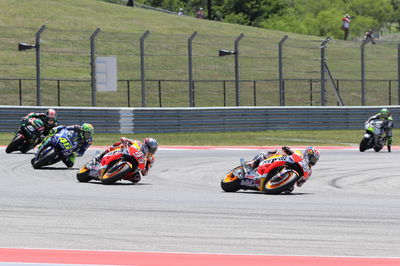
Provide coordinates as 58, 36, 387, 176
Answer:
0, 0, 399, 107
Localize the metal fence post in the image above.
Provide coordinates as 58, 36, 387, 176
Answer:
35, 25, 46, 106
140, 30, 150, 107
127, 80, 131, 107
320, 37, 331, 106
188, 31, 198, 107
90, 28, 101, 107
361, 40, 367, 106
234, 33, 245, 106
19, 79, 22, 106
278, 35, 288, 106
398, 43, 400, 105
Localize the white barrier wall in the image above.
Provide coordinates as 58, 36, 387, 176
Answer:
1, 105, 398, 133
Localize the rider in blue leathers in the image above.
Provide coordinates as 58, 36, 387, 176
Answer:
33, 123, 94, 167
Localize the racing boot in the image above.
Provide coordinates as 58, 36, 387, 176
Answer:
62, 152, 77, 168
93, 151, 107, 164
387, 136, 392, 152
124, 172, 141, 183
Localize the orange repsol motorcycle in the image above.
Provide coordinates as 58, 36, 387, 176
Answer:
77, 144, 145, 185
221, 151, 310, 194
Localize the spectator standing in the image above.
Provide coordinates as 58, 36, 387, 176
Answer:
364, 29, 376, 44
127, 0, 134, 7
178, 8, 184, 16
341, 14, 351, 40
196, 7, 205, 19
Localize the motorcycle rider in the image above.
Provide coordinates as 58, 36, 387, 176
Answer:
246, 146, 320, 193
365, 108, 394, 152
93, 137, 158, 183
20, 109, 58, 142
33, 123, 94, 168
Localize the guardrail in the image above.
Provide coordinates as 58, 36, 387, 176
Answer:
1, 106, 398, 134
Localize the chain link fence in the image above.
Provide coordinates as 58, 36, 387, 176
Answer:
0, 25, 399, 107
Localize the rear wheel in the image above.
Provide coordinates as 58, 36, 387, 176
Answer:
101, 162, 132, 185
5, 135, 24, 153
221, 166, 242, 192
374, 145, 383, 152
262, 165, 301, 195
374, 137, 386, 152
359, 137, 370, 152
76, 166, 92, 182
32, 148, 57, 169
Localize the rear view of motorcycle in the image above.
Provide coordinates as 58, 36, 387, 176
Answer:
359, 120, 389, 152
6, 118, 44, 154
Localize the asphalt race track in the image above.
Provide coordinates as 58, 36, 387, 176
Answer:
0, 147, 399, 259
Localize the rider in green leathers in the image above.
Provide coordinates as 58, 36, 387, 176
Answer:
366, 108, 394, 152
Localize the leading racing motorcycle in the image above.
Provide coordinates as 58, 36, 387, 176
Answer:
221, 151, 309, 194
76, 144, 146, 185
6, 118, 44, 154
31, 129, 76, 169
359, 120, 388, 152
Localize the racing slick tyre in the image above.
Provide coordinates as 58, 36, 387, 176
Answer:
101, 162, 132, 185
374, 145, 383, 152
5, 135, 24, 154
262, 165, 302, 195
221, 166, 242, 192
374, 137, 386, 152
32, 148, 57, 169
359, 137, 369, 152
76, 166, 92, 182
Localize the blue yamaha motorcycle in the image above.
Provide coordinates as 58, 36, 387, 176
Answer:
31, 129, 76, 169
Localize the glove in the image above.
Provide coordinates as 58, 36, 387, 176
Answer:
282, 146, 293, 155
267, 149, 277, 154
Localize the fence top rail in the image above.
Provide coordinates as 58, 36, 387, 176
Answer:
2, 105, 399, 111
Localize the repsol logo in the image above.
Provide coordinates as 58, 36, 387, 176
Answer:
261, 156, 288, 165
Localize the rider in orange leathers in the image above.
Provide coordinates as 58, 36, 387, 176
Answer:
94, 137, 158, 183
246, 146, 320, 192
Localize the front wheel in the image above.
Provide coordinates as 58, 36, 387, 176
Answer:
32, 148, 57, 169
76, 166, 93, 182
262, 166, 301, 195
359, 137, 370, 152
221, 166, 242, 192
100, 161, 132, 185
5, 135, 25, 153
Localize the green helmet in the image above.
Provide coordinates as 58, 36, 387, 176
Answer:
380, 108, 390, 118
80, 123, 94, 140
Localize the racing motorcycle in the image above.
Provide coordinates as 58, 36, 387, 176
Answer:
76, 144, 145, 185
31, 129, 76, 169
221, 152, 309, 195
359, 120, 388, 152
6, 118, 44, 153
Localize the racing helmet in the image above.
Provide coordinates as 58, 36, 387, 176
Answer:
80, 123, 94, 141
143, 137, 158, 155
304, 146, 320, 166
379, 108, 390, 118
46, 109, 57, 125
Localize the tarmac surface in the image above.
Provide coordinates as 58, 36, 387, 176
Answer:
0, 147, 399, 258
